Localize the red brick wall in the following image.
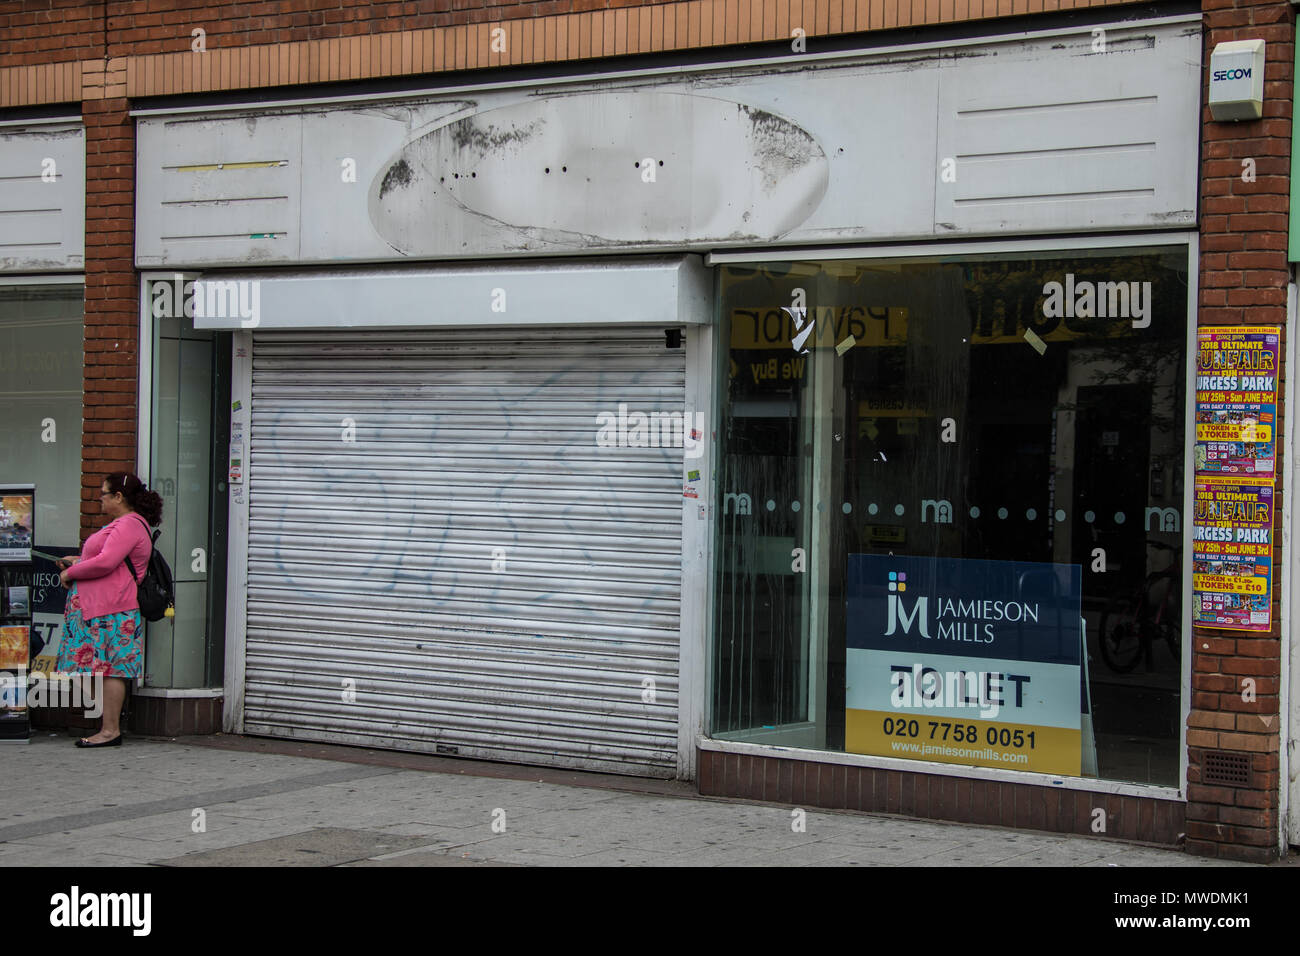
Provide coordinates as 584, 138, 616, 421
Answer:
0, 0, 668, 66
1193, 0, 1291, 863
81, 96, 138, 536
0, 0, 1152, 69
1, 0, 1163, 106
0, 0, 108, 63
97, 0, 631, 52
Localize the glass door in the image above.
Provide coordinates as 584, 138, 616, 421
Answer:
148, 313, 230, 688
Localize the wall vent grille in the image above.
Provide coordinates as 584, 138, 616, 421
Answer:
1203, 752, 1251, 787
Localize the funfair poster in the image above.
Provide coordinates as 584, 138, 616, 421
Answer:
1195, 327, 1280, 476
1193, 477, 1273, 632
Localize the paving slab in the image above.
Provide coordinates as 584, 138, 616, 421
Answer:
154, 827, 433, 867
0, 844, 152, 867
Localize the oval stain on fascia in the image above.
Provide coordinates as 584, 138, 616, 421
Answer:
368, 91, 828, 252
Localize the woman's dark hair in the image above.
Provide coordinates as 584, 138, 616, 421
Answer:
103, 472, 164, 527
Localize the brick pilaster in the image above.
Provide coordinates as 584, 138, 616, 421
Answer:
81, 96, 138, 538
1193, 0, 1292, 863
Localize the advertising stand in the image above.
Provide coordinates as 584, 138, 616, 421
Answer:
0, 484, 35, 743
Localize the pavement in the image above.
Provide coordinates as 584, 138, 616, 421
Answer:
0, 732, 1289, 867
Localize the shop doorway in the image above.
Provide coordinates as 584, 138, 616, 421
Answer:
147, 317, 230, 688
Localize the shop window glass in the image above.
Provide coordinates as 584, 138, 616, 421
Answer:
711, 246, 1188, 786
0, 285, 83, 548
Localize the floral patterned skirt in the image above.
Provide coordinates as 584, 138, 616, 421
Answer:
54, 583, 143, 678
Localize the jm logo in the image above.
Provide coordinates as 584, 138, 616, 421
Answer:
884, 571, 930, 638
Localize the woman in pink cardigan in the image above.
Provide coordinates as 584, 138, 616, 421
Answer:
54, 472, 163, 748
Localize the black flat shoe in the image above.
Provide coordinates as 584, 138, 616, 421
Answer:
74, 735, 122, 748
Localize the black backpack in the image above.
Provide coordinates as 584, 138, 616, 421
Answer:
124, 514, 175, 622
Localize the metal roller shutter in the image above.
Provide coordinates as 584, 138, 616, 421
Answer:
243, 326, 686, 776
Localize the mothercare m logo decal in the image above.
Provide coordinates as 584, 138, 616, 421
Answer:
150, 274, 261, 328
50, 886, 151, 936
883, 571, 930, 638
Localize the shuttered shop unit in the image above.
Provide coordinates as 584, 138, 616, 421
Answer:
242, 327, 686, 776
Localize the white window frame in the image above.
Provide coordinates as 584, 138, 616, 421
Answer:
136, 271, 230, 693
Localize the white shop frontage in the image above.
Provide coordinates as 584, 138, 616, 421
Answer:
132, 14, 1203, 783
